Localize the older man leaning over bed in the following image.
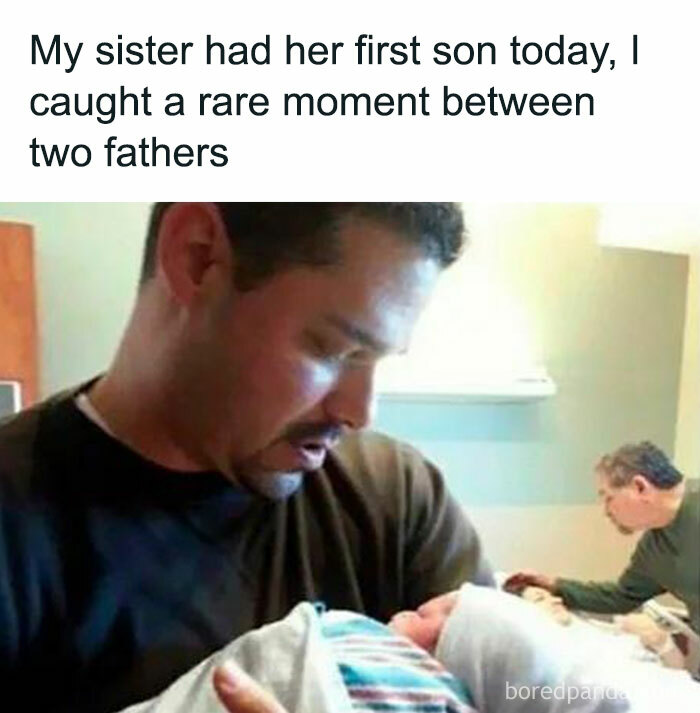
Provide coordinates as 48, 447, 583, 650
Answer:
508, 443, 700, 642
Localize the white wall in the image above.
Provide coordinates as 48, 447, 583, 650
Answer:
675, 256, 699, 478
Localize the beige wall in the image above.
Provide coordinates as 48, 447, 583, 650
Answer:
380, 204, 688, 509
471, 503, 686, 609
468, 504, 639, 580
0, 203, 149, 395
675, 256, 700, 478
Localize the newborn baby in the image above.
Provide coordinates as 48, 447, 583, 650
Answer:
389, 587, 571, 647
391, 585, 699, 712
389, 590, 459, 652
390, 585, 631, 713
519, 586, 573, 626
123, 596, 477, 713
123, 586, 700, 713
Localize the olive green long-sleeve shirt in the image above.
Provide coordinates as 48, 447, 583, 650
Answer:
556, 479, 700, 634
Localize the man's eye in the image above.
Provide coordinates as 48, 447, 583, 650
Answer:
308, 335, 343, 361
305, 333, 374, 367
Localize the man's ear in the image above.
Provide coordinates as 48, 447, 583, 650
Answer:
155, 203, 232, 304
632, 474, 652, 496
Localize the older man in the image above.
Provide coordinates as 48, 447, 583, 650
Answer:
0, 203, 492, 713
508, 442, 700, 641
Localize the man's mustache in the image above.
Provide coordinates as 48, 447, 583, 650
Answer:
282, 422, 344, 444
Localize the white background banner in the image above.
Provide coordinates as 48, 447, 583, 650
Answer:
1, 0, 698, 200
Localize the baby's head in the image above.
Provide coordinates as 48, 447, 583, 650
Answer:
501, 576, 573, 626
388, 591, 459, 653
518, 586, 572, 626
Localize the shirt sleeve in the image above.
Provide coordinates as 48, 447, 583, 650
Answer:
556, 534, 664, 614
399, 445, 494, 609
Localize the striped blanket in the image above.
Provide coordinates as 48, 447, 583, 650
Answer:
322, 610, 476, 713
122, 602, 476, 713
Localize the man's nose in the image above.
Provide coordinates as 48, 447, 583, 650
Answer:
322, 364, 376, 430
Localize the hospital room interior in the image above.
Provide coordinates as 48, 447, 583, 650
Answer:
1, 202, 699, 703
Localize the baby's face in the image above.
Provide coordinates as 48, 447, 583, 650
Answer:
521, 586, 572, 625
388, 591, 459, 653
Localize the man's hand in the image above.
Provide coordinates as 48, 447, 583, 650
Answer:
503, 570, 558, 594
213, 661, 289, 713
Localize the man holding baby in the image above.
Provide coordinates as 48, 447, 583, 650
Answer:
0, 203, 493, 712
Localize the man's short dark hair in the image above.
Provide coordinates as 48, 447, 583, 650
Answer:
597, 441, 683, 489
141, 203, 466, 290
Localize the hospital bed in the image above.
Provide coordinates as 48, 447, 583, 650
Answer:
495, 571, 700, 677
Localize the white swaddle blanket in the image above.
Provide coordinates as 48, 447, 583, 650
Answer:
435, 584, 700, 713
121, 603, 352, 713
120, 602, 474, 713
